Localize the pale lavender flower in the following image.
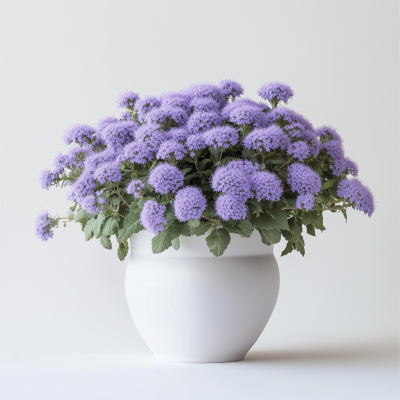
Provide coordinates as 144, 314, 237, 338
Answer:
316, 126, 342, 142
225, 159, 260, 189
73, 171, 96, 201
136, 96, 161, 122
266, 107, 313, 131
126, 180, 144, 198
215, 194, 248, 221
84, 148, 116, 173
243, 126, 290, 152
190, 98, 220, 113
119, 141, 154, 164
94, 161, 122, 184
186, 134, 206, 151
221, 98, 263, 119
63, 124, 95, 145
135, 124, 167, 150
252, 171, 283, 201
102, 121, 137, 152
183, 83, 225, 106
120, 111, 132, 121
96, 117, 118, 139
117, 91, 139, 108
53, 153, 71, 169
39, 168, 60, 190
258, 82, 294, 104
344, 158, 358, 176
35, 211, 55, 241
296, 194, 315, 211
219, 79, 244, 99
187, 111, 222, 134
145, 106, 189, 126
156, 140, 187, 160
321, 140, 344, 161
148, 163, 184, 194
174, 186, 207, 222
287, 141, 311, 161
337, 179, 375, 216
228, 105, 265, 127
80, 195, 99, 214
140, 200, 167, 234
169, 127, 188, 143
98, 197, 106, 205
203, 126, 239, 148
287, 163, 322, 195
162, 93, 191, 113
211, 166, 252, 201
62, 146, 92, 169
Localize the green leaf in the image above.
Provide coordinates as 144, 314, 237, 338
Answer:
93, 214, 106, 239
342, 209, 347, 222
171, 237, 180, 250
322, 178, 338, 190
117, 241, 129, 261
117, 212, 143, 243
258, 228, 281, 245
184, 173, 198, 183
100, 235, 112, 250
192, 221, 212, 236
242, 149, 257, 159
277, 169, 288, 179
281, 241, 293, 256
250, 209, 289, 231
267, 156, 285, 165
288, 218, 302, 240
220, 156, 235, 164
204, 203, 216, 218
306, 224, 315, 236
294, 239, 305, 256
188, 219, 200, 228
199, 158, 211, 171
301, 212, 314, 225
70, 202, 78, 212
84, 218, 96, 241
75, 209, 87, 222
181, 167, 193, 176
213, 161, 221, 167
208, 147, 219, 158
152, 220, 182, 254
181, 222, 194, 237
206, 228, 231, 257
311, 211, 326, 231
103, 217, 119, 236
281, 229, 292, 241
238, 219, 254, 237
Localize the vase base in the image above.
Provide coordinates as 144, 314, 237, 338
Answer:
154, 354, 246, 363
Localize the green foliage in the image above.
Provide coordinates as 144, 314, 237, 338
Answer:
206, 228, 231, 257
152, 220, 182, 254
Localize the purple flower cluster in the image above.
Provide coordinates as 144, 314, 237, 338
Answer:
80, 195, 100, 214
136, 96, 161, 122
117, 91, 139, 108
140, 200, 167, 235
120, 111, 132, 121
296, 194, 315, 211
252, 171, 283, 201
73, 171, 96, 201
156, 140, 186, 160
39, 168, 61, 190
85, 148, 116, 173
211, 166, 252, 201
221, 98, 262, 119
174, 186, 207, 222
228, 105, 265, 127
63, 124, 95, 145
169, 127, 188, 143
258, 82, 294, 104
316, 126, 342, 142
215, 194, 248, 221
243, 126, 290, 152
187, 112, 222, 134
102, 121, 137, 152
190, 98, 220, 113
94, 161, 122, 184
35, 211, 55, 241
219, 80, 244, 99
186, 134, 206, 151
148, 163, 184, 194
287, 163, 321, 195
126, 180, 144, 198
337, 179, 374, 216
203, 126, 239, 148
162, 93, 191, 113
145, 107, 189, 126
184, 83, 225, 107
266, 107, 313, 131
119, 141, 154, 164
288, 141, 311, 161
225, 159, 259, 189
134, 124, 167, 150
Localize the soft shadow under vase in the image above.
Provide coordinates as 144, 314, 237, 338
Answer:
125, 230, 280, 363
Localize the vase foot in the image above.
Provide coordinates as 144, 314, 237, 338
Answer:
154, 355, 246, 363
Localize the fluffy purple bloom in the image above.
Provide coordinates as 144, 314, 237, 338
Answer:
174, 186, 207, 222
266, 107, 313, 131
56, 146, 92, 170
221, 98, 263, 119
96, 117, 118, 140
316, 126, 342, 142
243, 126, 290, 152
126, 180, 144, 198
219, 79, 244, 99
203, 126, 239, 148
187, 112, 222, 134
117, 91, 139, 108
190, 98, 220, 113
258, 82, 294, 104
285, 124, 320, 157
148, 163, 184, 194
98, 197, 106, 205
94, 161, 122, 184
136, 96, 161, 122
225, 159, 259, 188
321, 140, 344, 161
53, 153, 70, 169
252, 171, 283, 201
337, 179, 375, 217
162, 93, 191, 113
156, 140, 187, 160
258, 102, 271, 112
169, 127, 188, 143
135, 124, 167, 150
140, 200, 167, 235
145, 106, 189, 126
102, 121, 138, 152
288, 141, 311, 161
287, 163, 322, 195
330, 157, 359, 177
211, 166, 252, 201
120, 111, 132, 121
85, 148, 116, 173
215, 194, 248, 221
80, 195, 99, 214
39, 168, 61, 190
73, 171, 96, 201
119, 141, 154, 164
63, 124, 95, 145
35, 211, 55, 241
344, 158, 358, 176
184, 83, 225, 106
228, 105, 265, 127
186, 134, 206, 151
296, 194, 315, 211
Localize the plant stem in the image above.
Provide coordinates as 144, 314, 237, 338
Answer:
277, 156, 293, 170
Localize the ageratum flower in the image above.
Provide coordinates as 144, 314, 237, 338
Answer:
135, 124, 168, 150
266, 107, 313, 131
287, 163, 321, 195
186, 134, 206, 151
96, 117, 118, 139
228, 105, 265, 127
156, 140, 187, 161
184, 83, 225, 107
85, 148, 116, 173
173, 186, 207, 222
169, 127, 188, 143
296, 194, 315, 211
39, 168, 62, 190
162, 93, 191, 113
321, 140, 344, 161
337, 179, 374, 216
219, 79, 244, 99
288, 141, 311, 161
145, 106, 189, 127
126, 180, 145, 198
136, 96, 161, 122
94, 161, 122, 184
35, 211, 55, 241
120, 111, 132, 121
225, 159, 260, 189
117, 91, 139, 108
203, 126, 239, 148
243, 126, 290, 152
102, 121, 138, 152
190, 98, 220, 113
73, 171, 96, 201
211, 166, 252, 201
80, 195, 100, 214
330, 157, 359, 177
148, 163, 184, 194
63, 124, 95, 145
221, 98, 263, 119
55, 147, 91, 170
252, 171, 283, 201
316, 126, 342, 142
119, 141, 154, 164
344, 158, 358, 176
215, 194, 248, 221
187, 111, 222, 134
258, 82, 294, 104
140, 200, 167, 235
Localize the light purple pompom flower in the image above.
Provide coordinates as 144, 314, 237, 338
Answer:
266, 107, 313, 131
219, 79, 244, 99
63, 124, 95, 145
117, 91, 139, 108
215, 194, 248, 221
288, 141, 311, 161
84, 148, 116, 173
337, 179, 374, 216
134, 124, 167, 150
73, 171, 96, 201
203, 126, 239, 148
258, 82, 294, 104
148, 163, 184, 194
119, 141, 154, 164
39, 169, 57, 190
140, 200, 167, 235
187, 112, 222, 134
156, 140, 187, 161
126, 180, 144, 198
287, 163, 322, 195
184, 83, 225, 106
80, 195, 99, 214
228, 105, 265, 127
330, 156, 359, 177
225, 159, 260, 189
296, 194, 315, 211
169, 127, 188, 143
211, 166, 252, 201
316, 126, 342, 142
145, 106, 189, 126
190, 98, 220, 113
321, 140, 344, 161
252, 171, 283, 201
120, 111, 132, 121
162, 93, 191, 113
35, 211, 55, 241
94, 161, 122, 184
102, 121, 138, 152
174, 186, 207, 222
221, 98, 263, 119
344, 158, 358, 176
98, 197, 106, 205
243, 126, 290, 152
136, 96, 161, 122
96, 117, 118, 139
186, 134, 206, 151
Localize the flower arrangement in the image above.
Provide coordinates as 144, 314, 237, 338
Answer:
36, 80, 374, 260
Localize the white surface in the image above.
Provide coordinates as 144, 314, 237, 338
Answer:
0, 0, 398, 398
126, 231, 279, 362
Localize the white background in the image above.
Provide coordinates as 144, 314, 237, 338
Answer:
1, 0, 398, 399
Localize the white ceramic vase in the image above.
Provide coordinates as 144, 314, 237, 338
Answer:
125, 230, 280, 363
